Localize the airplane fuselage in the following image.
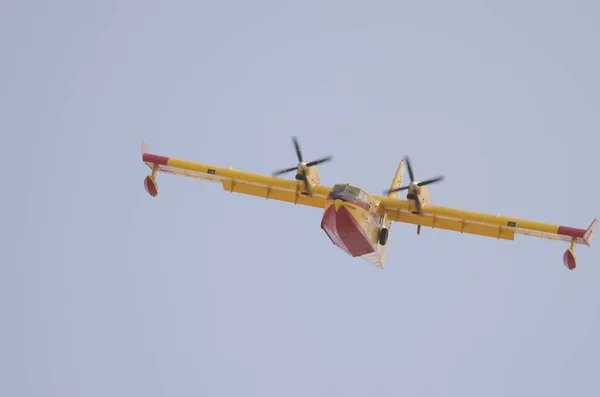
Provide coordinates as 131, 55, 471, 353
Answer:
320, 184, 391, 268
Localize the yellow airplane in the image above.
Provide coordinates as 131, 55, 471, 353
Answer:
141, 137, 597, 271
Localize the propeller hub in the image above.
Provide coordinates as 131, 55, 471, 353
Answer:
382, 156, 445, 214
270, 137, 333, 196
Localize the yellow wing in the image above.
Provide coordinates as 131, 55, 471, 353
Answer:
141, 140, 332, 208
378, 196, 598, 247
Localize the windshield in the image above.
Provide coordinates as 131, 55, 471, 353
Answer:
328, 184, 368, 203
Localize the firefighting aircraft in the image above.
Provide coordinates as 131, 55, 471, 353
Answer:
141, 137, 597, 271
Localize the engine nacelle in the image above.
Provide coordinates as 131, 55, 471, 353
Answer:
406, 184, 432, 213
296, 165, 321, 186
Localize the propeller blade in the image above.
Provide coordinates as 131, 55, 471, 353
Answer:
414, 197, 422, 213
417, 176, 445, 186
273, 137, 333, 185
272, 166, 298, 176
383, 155, 444, 213
385, 185, 410, 194
405, 156, 415, 182
306, 156, 333, 167
292, 136, 303, 163
302, 170, 312, 195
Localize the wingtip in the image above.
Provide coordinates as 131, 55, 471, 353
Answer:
141, 140, 148, 154
584, 218, 598, 247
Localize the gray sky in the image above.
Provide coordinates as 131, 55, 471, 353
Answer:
2, 0, 600, 396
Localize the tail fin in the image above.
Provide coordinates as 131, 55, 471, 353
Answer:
387, 160, 405, 199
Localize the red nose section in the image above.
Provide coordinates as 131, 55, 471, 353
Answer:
321, 204, 374, 257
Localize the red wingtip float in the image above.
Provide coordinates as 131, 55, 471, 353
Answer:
140, 138, 597, 271
562, 219, 598, 270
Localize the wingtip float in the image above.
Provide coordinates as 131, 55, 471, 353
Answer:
140, 138, 597, 271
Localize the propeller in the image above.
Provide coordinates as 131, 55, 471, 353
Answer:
271, 137, 332, 195
385, 156, 444, 213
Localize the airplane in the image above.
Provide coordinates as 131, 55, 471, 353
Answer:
140, 137, 597, 271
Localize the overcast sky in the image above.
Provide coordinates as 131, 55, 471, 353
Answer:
2, 1, 600, 396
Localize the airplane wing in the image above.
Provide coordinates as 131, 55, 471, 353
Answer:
379, 197, 598, 247
141, 140, 331, 208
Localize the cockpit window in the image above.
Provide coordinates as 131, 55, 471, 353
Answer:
328, 184, 369, 203
331, 185, 346, 195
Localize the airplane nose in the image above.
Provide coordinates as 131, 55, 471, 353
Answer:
334, 199, 343, 211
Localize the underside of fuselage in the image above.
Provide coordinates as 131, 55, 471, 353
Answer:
320, 184, 389, 268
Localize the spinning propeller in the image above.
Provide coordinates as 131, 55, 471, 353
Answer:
385, 156, 444, 213
271, 137, 332, 195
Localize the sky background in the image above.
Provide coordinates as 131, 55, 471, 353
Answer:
2, 0, 600, 396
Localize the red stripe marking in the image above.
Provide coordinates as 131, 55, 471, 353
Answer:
336, 207, 375, 256
348, 200, 370, 211
320, 205, 375, 257
321, 205, 351, 255
347, 199, 378, 217
337, 199, 378, 220
142, 153, 170, 166
557, 226, 586, 238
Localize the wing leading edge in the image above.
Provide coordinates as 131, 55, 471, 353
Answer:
379, 197, 597, 247
141, 140, 331, 208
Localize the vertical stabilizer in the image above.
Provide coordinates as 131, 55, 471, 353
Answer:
387, 160, 405, 199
